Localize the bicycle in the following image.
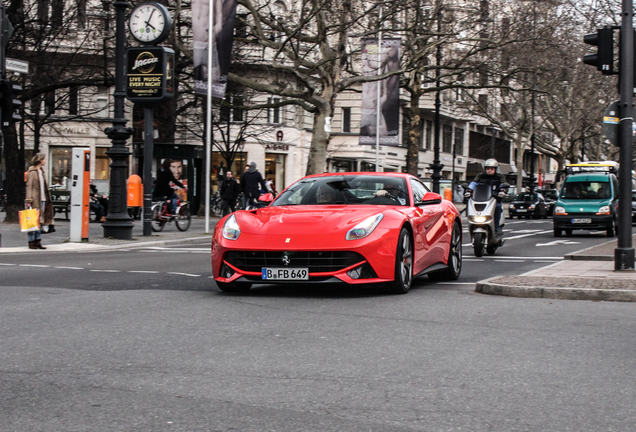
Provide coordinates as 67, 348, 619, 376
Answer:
211, 191, 223, 217
151, 196, 191, 232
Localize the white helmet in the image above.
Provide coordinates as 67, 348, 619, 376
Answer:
484, 158, 499, 168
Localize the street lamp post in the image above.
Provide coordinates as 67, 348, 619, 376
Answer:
430, 5, 444, 194
103, 0, 134, 240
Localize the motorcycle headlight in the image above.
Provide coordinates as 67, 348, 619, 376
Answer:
469, 215, 491, 223
222, 214, 241, 240
554, 206, 567, 215
346, 213, 384, 240
597, 205, 610, 215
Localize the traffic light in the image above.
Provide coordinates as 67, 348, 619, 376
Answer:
0, 80, 22, 126
583, 26, 615, 74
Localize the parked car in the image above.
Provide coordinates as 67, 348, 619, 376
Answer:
212, 172, 463, 294
632, 190, 636, 222
535, 188, 558, 215
508, 192, 548, 219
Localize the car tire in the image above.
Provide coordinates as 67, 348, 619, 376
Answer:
386, 228, 413, 294
565, 229, 573, 236
216, 281, 252, 293
429, 222, 462, 282
607, 222, 615, 237
554, 227, 562, 237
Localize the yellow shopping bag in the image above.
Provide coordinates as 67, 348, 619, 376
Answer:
19, 208, 40, 232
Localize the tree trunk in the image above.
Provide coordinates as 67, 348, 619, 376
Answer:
305, 101, 333, 175
515, 138, 524, 190
3, 125, 24, 223
406, 93, 421, 175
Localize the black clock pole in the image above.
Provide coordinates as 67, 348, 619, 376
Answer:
103, 0, 134, 239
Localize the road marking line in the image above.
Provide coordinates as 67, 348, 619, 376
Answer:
19, 264, 50, 268
54, 266, 84, 270
0, 263, 17, 266
142, 247, 211, 251
129, 270, 160, 274
495, 260, 526, 263
90, 270, 121, 273
167, 272, 201, 277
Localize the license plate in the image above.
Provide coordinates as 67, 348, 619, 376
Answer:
516, 209, 527, 212
262, 268, 309, 280
571, 218, 592, 224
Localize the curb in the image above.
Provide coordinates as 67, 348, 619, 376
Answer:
476, 277, 636, 302
0, 235, 212, 254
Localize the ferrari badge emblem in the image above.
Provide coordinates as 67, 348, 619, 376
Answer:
282, 254, 291, 266
285, 238, 291, 243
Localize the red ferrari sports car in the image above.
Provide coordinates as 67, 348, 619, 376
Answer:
211, 172, 462, 294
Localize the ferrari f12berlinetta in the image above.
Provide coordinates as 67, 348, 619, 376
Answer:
212, 172, 462, 294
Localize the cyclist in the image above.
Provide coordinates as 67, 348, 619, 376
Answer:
154, 159, 185, 216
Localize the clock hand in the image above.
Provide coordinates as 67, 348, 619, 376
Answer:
144, 9, 156, 29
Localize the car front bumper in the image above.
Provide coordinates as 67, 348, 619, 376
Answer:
553, 214, 614, 231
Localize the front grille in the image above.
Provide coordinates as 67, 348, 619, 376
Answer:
225, 251, 365, 273
474, 204, 486, 211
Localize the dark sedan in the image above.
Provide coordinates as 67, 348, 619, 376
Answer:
508, 192, 548, 219
535, 188, 558, 215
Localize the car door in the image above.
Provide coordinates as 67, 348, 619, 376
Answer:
409, 179, 446, 274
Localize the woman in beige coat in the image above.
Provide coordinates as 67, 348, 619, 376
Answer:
25, 153, 54, 249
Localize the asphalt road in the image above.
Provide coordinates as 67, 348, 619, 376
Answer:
1, 219, 635, 431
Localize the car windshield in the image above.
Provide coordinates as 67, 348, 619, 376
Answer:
514, 193, 537, 201
271, 175, 409, 206
561, 181, 610, 199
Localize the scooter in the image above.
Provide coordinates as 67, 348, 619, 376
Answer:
465, 182, 509, 257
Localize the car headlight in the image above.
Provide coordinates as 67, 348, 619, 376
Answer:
222, 214, 241, 240
529, 204, 536, 209
346, 213, 384, 240
597, 205, 611, 215
509, 204, 515, 209
554, 206, 567, 215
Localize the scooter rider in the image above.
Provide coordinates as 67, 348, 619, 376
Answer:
465, 158, 508, 232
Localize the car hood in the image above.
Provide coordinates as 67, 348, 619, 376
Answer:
224, 205, 400, 250
237, 205, 394, 234
558, 199, 612, 212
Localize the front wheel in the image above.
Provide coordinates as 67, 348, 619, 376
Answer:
554, 227, 562, 237
175, 205, 191, 231
429, 222, 462, 281
607, 222, 615, 237
473, 232, 485, 257
151, 205, 165, 232
386, 228, 413, 294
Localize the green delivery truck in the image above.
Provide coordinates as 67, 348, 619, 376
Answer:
553, 162, 619, 237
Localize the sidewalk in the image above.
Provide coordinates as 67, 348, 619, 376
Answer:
476, 233, 636, 302
0, 213, 218, 253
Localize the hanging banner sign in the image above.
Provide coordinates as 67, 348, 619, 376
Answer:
126, 47, 175, 104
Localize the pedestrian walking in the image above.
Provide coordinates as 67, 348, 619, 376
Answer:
240, 162, 266, 209
25, 153, 54, 249
220, 171, 240, 216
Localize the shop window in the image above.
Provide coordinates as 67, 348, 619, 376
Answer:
95, 147, 110, 180
265, 153, 286, 191
425, 120, 432, 150
69, 87, 78, 115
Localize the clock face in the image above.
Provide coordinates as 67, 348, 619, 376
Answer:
129, 2, 172, 45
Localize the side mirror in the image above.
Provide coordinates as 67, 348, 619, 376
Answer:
461, 182, 469, 188
501, 182, 510, 188
258, 193, 274, 204
419, 192, 442, 205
